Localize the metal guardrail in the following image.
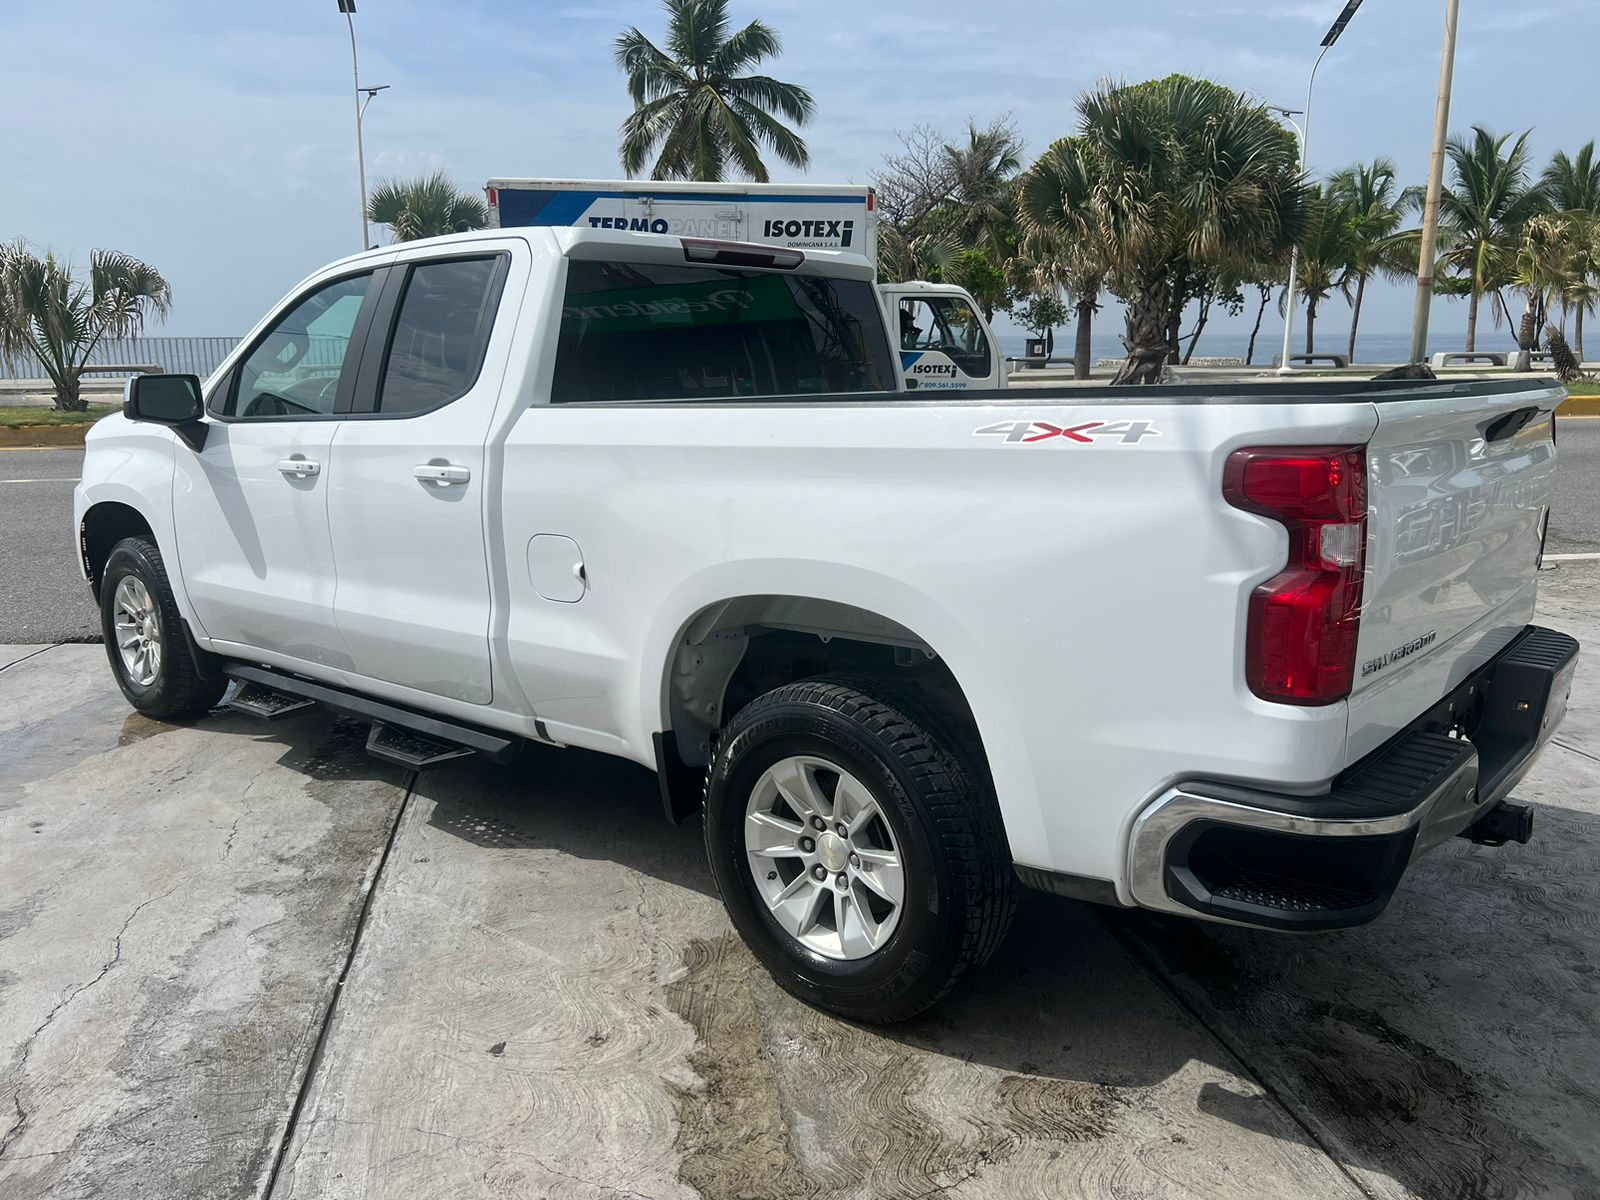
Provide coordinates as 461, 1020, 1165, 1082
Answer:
0, 335, 356, 382
0, 336, 241, 381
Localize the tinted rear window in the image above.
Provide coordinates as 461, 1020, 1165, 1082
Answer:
377, 257, 503, 415
552, 261, 894, 403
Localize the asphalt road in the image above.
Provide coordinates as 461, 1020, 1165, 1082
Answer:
0, 448, 98, 643
3, 417, 1597, 643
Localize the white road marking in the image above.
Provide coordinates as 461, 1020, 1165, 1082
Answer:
1543, 553, 1600, 561
0, 477, 79, 484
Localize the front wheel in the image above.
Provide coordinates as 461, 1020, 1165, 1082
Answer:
704, 677, 1016, 1022
100, 536, 227, 720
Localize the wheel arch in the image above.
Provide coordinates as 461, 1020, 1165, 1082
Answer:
79, 500, 157, 602
642, 564, 1046, 854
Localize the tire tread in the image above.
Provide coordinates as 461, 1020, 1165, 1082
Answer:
706, 673, 1016, 1021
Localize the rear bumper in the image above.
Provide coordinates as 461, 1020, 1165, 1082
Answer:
1127, 625, 1579, 931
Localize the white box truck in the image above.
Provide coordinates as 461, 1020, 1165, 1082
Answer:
485, 178, 1006, 391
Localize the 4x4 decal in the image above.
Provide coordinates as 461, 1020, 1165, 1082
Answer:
974, 419, 1161, 445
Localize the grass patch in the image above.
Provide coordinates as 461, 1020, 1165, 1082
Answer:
0, 405, 111, 428
1564, 380, 1599, 396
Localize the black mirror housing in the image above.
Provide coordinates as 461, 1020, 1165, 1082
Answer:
124, 374, 207, 449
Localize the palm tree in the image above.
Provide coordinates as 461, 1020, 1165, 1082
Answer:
1540, 143, 1600, 358
1438, 126, 1547, 351
1070, 76, 1308, 384
1508, 212, 1585, 366
615, 0, 813, 182
1328, 158, 1418, 362
939, 120, 1023, 255
1291, 188, 1359, 356
1017, 137, 1105, 379
367, 171, 488, 242
1540, 142, 1600, 213
0, 242, 171, 412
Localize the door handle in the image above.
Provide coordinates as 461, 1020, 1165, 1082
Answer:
413, 463, 471, 486
276, 458, 320, 478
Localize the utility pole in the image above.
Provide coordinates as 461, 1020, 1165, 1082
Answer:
1276, 0, 1364, 375
1408, 0, 1462, 365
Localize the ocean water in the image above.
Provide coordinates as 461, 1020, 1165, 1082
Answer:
996, 331, 1493, 367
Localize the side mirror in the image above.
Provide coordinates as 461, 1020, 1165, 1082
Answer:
124, 373, 207, 450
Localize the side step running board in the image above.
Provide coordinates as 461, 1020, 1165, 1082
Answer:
366, 721, 475, 769
222, 663, 518, 767
228, 681, 317, 720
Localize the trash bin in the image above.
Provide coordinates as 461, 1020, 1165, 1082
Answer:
1024, 337, 1047, 370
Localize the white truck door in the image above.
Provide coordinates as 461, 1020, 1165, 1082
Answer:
323, 245, 525, 705
173, 268, 382, 666
882, 288, 1003, 390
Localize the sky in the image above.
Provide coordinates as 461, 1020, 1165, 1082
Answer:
5, 0, 1598, 356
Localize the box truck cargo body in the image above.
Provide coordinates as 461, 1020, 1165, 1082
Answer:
486, 178, 1005, 390
486, 179, 878, 264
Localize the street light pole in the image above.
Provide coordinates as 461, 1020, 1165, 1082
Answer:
1408, 0, 1462, 365
1276, 0, 1365, 375
337, 0, 381, 250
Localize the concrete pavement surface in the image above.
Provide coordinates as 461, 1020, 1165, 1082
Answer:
4, 416, 1599, 644
1, 568, 1597, 1198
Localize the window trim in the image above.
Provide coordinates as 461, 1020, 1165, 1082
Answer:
212, 266, 387, 424
548, 258, 897, 405
346, 252, 511, 420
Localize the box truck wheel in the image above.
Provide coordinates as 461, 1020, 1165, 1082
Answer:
703, 675, 1016, 1022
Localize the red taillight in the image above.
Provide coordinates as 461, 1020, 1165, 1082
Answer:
1223, 446, 1368, 705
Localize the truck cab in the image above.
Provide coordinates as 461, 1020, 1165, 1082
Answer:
881, 280, 1006, 391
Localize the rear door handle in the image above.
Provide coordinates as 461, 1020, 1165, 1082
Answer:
413, 463, 471, 486
276, 458, 320, 478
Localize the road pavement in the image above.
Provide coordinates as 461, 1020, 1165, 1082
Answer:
0, 449, 98, 644
1, 567, 1597, 1197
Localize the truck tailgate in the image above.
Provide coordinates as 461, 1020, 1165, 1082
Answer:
1346, 381, 1564, 760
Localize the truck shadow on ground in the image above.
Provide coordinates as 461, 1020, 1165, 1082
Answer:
407, 742, 1600, 1199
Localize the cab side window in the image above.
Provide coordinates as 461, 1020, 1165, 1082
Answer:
374, 257, 505, 415
231, 273, 372, 419
898, 296, 993, 378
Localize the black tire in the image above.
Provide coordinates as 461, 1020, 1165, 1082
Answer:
704, 675, 1016, 1022
100, 536, 227, 720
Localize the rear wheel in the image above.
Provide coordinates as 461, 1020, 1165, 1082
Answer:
704, 676, 1015, 1022
100, 536, 226, 720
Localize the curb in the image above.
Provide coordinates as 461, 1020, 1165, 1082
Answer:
1560, 396, 1600, 417
0, 424, 93, 448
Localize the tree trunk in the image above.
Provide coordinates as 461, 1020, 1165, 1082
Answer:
1112, 274, 1173, 385
1466, 289, 1480, 353
54, 372, 85, 413
1346, 275, 1366, 364
1305, 296, 1317, 357
1578, 307, 1586, 363
1074, 298, 1093, 380
1513, 296, 1539, 371
1182, 287, 1216, 365
1245, 286, 1270, 366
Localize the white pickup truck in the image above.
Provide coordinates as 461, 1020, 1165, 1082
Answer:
75, 227, 1578, 1022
